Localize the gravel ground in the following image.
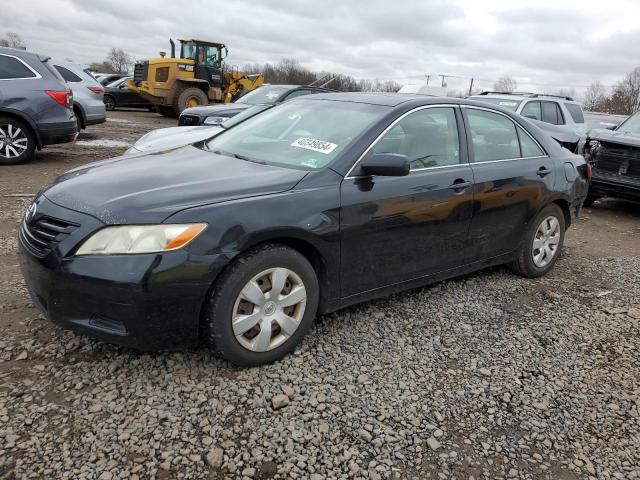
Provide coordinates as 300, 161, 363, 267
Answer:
1, 111, 639, 479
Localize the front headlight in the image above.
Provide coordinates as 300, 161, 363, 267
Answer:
203, 116, 227, 125
76, 224, 207, 255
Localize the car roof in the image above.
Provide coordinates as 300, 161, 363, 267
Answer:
469, 91, 578, 103
302, 92, 476, 107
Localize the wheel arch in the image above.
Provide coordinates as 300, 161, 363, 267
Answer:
73, 101, 86, 129
0, 108, 41, 148
550, 197, 571, 229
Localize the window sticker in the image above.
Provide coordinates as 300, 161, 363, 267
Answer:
291, 137, 338, 154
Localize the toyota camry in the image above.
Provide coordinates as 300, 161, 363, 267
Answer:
19, 93, 589, 366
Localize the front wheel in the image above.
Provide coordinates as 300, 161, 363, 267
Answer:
203, 244, 319, 366
174, 86, 208, 113
510, 203, 566, 278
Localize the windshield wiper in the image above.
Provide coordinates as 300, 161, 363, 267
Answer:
210, 149, 267, 165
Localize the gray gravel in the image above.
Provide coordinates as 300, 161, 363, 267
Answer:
1, 243, 639, 479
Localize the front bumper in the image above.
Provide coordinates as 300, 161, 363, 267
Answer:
17, 196, 219, 350
590, 171, 640, 201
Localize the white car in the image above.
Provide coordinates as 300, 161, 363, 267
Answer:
124, 104, 273, 156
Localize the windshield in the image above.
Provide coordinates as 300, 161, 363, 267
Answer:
468, 96, 521, 111
237, 85, 292, 105
220, 104, 273, 129
616, 112, 640, 136
205, 99, 388, 170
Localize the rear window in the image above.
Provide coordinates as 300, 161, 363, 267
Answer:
564, 103, 585, 124
54, 65, 82, 83
0, 54, 37, 79
41, 58, 66, 83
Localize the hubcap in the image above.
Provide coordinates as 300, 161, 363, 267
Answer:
232, 267, 307, 352
532, 215, 560, 268
186, 96, 201, 108
0, 124, 28, 159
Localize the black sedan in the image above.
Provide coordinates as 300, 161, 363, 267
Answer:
103, 76, 152, 111
178, 84, 334, 126
18, 94, 589, 366
582, 111, 640, 205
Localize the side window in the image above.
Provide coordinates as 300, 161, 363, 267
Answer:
0, 55, 36, 80
564, 103, 584, 124
466, 109, 520, 162
521, 101, 541, 121
555, 103, 565, 125
541, 102, 564, 125
283, 89, 313, 101
517, 126, 545, 157
54, 65, 82, 83
372, 107, 460, 170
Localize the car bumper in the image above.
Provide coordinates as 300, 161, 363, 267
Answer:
590, 172, 640, 201
17, 197, 219, 350
39, 120, 78, 146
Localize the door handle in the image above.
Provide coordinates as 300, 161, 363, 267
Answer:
537, 167, 552, 177
448, 179, 471, 192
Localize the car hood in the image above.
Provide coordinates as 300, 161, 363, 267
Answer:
43, 145, 308, 224
125, 125, 223, 155
182, 102, 251, 116
587, 128, 640, 148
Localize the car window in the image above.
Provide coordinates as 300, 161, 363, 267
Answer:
372, 107, 460, 170
541, 102, 565, 125
467, 109, 520, 162
521, 101, 542, 121
564, 103, 585, 124
468, 96, 521, 111
54, 65, 83, 83
0, 54, 37, 80
517, 126, 545, 157
283, 89, 314, 101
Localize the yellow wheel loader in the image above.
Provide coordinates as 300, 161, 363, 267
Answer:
128, 39, 264, 117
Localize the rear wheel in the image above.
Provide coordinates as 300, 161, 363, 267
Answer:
0, 116, 35, 165
174, 86, 208, 114
103, 95, 115, 111
203, 244, 319, 366
510, 203, 565, 278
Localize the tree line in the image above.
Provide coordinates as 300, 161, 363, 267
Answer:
583, 69, 640, 115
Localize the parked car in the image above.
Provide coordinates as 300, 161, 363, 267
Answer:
0, 47, 77, 165
583, 111, 628, 131
468, 92, 588, 138
103, 76, 152, 111
52, 59, 106, 132
125, 104, 273, 156
178, 84, 334, 126
18, 94, 589, 366
96, 73, 127, 86
582, 110, 640, 205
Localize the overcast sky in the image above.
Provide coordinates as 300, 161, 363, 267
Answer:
2, 0, 639, 95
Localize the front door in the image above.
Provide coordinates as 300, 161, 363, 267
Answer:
339, 106, 474, 297
462, 106, 556, 259
195, 45, 223, 88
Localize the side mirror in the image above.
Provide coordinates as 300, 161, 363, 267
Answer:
360, 153, 410, 177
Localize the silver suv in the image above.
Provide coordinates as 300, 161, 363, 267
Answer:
52, 59, 106, 132
468, 92, 587, 138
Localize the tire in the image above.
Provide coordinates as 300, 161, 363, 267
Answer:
203, 244, 319, 367
103, 95, 115, 111
583, 192, 600, 207
0, 116, 36, 165
156, 105, 177, 118
174, 86, 208, 114
510, 203, 566, 278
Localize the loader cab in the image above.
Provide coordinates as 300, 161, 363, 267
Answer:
179, 39, 226, 88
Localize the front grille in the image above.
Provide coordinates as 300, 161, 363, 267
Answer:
178, 114, 202, 126
133, 61, 148, 84
20, 216, 79, 258
594, 144, 640, 177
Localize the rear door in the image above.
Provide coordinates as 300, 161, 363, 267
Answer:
462, 106, 555, 260
339, 105, 474, 297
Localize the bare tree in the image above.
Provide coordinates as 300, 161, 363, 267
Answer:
106, 48, 133, 74
583, 81, 607, 111
0, 32, 27, 49
618, 67, 640, 114
493, 76, 517, 93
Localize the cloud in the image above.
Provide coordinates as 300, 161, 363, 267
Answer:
1, 0, 639, 94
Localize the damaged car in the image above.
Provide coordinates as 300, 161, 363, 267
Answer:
582, 110, 640, 205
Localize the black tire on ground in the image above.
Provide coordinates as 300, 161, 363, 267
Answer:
582, 192, 600, 207
0, 115, 36, 165
156, 105, 177, 118
510, 203, 566, 278
174, 85, 208, 114
103, 95, 116, 111
202, 244, 319, 367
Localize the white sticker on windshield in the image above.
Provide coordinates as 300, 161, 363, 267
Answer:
291, 137, 338, 154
